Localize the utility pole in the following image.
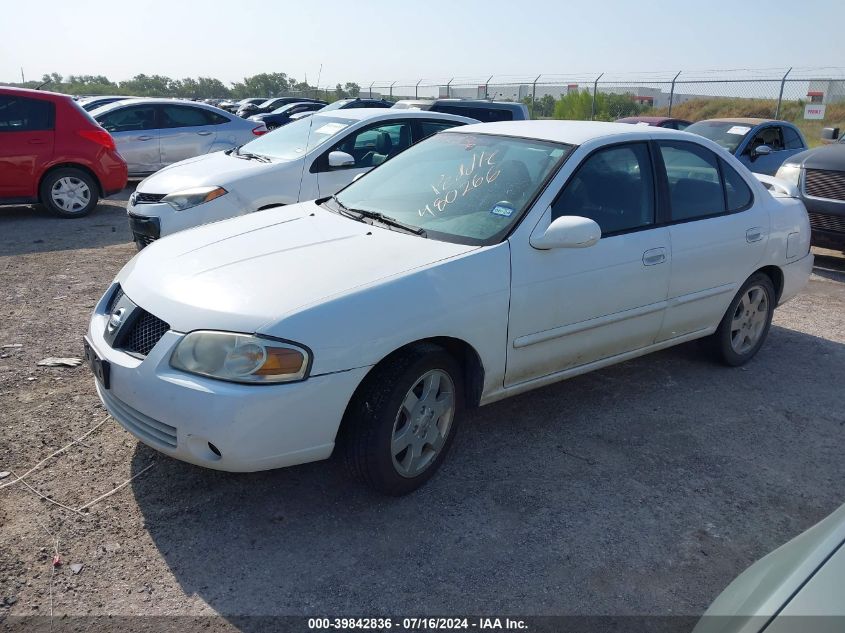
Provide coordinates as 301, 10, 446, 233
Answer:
21, 68, 25, 83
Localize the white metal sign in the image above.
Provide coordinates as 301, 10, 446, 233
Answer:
804, 104, 826, 120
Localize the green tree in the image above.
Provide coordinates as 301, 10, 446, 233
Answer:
344, 82, 360, 98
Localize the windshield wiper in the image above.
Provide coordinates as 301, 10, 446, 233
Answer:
227, 145, 270, 162
329, 196, 426, 237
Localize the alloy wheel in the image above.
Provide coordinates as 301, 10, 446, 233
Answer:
730, 284, 769, 355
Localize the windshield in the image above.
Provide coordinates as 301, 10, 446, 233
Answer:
333, 132, 572, 245
318, 100, 353, 112
240, 114, 355, 160
685, 121, 752, 153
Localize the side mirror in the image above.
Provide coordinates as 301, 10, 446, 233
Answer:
328, 151, 355, 168
752, 145, 773, 158
530, 214, 601, 250
821, 127, 840, 143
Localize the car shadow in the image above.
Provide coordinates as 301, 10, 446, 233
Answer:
130, 325, 845, 621
0, 184, 136, 257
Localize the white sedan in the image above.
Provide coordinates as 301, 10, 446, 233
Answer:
124, 109, 475, 247
84, 121, 813, 495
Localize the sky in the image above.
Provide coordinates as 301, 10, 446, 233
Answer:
2, 0, 844, 87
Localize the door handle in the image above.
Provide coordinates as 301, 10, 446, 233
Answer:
136, 135, 153, 141
746, 227, 764, 243
642, 248, 667, 266
197, 131, 213, 136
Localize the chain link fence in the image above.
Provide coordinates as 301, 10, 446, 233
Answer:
280, 68, 845, 146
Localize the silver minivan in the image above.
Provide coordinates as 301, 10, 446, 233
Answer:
90, 99, 267, 176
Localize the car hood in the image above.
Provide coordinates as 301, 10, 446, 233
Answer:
782, 143, 845, 170
136, 150, 297, 193
117, 201, 476, 333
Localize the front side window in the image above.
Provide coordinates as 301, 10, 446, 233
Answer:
333, 132, 571, 244
659, 141, 725, 221
782, 126, 805, 150
97, 105, 157, 133
748, 127, 784, 152
330, 122, 412, 168
553, 143, 655, 235
0, 96, 54, 131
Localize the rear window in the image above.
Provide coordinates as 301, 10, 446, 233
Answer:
0, 95, 54, 131
431, 104, 512, 122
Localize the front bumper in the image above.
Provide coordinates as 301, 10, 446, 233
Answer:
86, 287, 370, 472
128, 213, 160, 249
126, 194, 245, 244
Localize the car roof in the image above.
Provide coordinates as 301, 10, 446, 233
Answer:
449, 120, 689, 145
309, 108, 477, 123
89, 98, 230, 115
697, 117, 774, 126
617, 116, 678, 124
0, 85, 72, 101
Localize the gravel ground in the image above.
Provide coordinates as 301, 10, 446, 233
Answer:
1, 190, 844, 625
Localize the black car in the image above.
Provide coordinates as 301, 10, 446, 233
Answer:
777, 127, 845, 250
391, 99, 529, 122
248, 100, 328, 130
285, 98, 397, 123
221, 98, 264, 114
236, 97, 325, 118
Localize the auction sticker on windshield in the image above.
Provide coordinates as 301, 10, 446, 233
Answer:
727, 125, 751, 135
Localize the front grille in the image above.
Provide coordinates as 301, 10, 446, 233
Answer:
100, 387, 178, 448
134, 192, 166, 204
805, 169, 845, 201
123, 310, 170, 356
808, 211, 845, 234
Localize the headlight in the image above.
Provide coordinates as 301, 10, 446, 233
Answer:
775, 164, 801, 188
161, 186, 227, 211
170, 331, 310, 384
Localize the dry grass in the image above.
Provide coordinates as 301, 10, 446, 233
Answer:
652, 99, 845, 147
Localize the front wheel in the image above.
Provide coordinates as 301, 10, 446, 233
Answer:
711, 273, 776, 366
39, 168, 99, 218
342, 344, 464, 495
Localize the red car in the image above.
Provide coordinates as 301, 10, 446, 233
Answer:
615, 116, 692, 130
0, 87, 127, 218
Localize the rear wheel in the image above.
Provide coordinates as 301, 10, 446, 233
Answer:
39, 168, 99, 218
710, 273, 776, 366
342, 344, 463, 495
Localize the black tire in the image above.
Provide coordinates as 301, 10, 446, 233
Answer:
341, 343, 464, 496
39, 168, 99, 218
710, 273, 776, 366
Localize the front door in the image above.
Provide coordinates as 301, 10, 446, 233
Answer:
97, 104, 161, 175
506, 142, 671, 387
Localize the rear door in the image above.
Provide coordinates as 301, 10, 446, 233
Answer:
97, 104, 161, 175
0, 94, 55, 198
656, 140, 767, 341
158, 104, 222, 165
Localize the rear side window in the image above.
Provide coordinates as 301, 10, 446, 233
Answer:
160, 105, 227, 128
782, 126, 805, 150
0, 96, 54, 131
720, 159, 753, 211
658, 141, 725, 221
418, 120, 461, 141
553, 142, 655, 235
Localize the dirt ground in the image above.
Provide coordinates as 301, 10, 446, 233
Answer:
1, 190, 844, 627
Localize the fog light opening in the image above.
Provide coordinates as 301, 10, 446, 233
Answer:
207, 442, 222, 458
